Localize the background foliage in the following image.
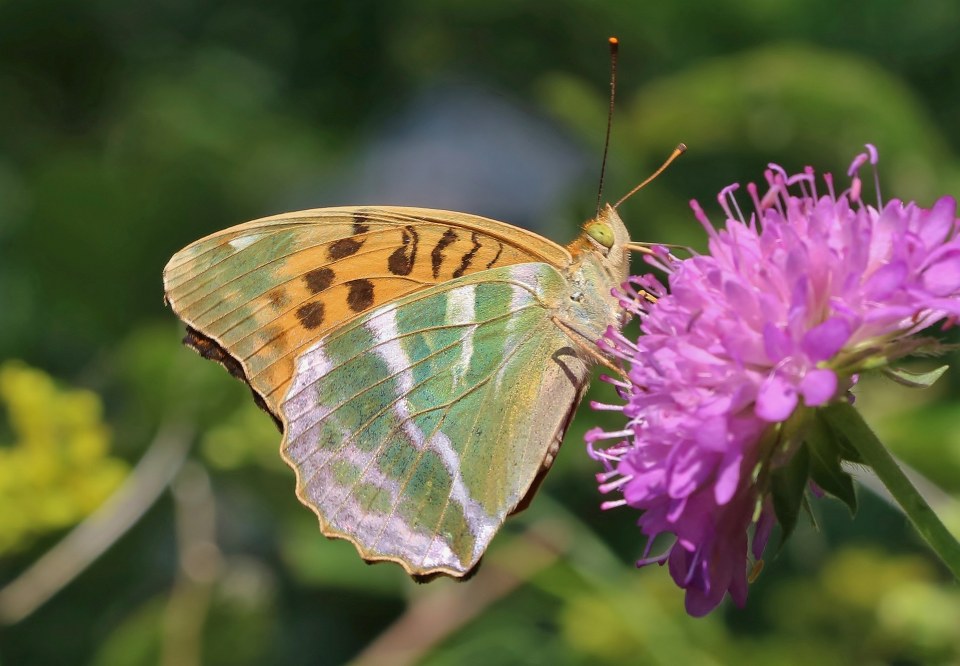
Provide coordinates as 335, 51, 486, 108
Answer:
2, 1, 960, 664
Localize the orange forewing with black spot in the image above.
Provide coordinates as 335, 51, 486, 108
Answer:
163, 207, 572, 419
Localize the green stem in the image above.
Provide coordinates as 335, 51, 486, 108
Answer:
822, 401, 960, 580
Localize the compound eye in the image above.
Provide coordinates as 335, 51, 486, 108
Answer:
585, 221, 615, 248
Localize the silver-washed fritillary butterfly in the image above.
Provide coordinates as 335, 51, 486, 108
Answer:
164, 34, 683, 577
163, 203, 634, 578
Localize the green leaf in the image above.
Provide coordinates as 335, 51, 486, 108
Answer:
800, 493, 820, 533
771, 441, 811, 547
816, 403, 862, 464
806, 411, 858, 515
881, 364, 949, 389
822, 401, 960, 581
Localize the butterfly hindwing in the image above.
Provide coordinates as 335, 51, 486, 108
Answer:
280, 262, 591, 576
163, 207, 572, 417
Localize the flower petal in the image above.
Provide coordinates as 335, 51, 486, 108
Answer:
918, 196, 957, 249
799, 368, 838, 406
762, 323, 793, 363
714, 452, 744, 505
801, 317, 851, 361
755, 374, 798, 422
922, 251, 960, 296
863, 261, 907, 300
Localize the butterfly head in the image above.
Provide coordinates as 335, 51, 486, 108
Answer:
577, 204, 631, 285
560, 204, 633, 335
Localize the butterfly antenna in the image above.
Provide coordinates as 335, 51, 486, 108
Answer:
595, 36, 619, 217
612, 143, 687, 209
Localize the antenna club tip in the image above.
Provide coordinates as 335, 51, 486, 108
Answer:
608, 36, 619, 44
677, 142, 688, 153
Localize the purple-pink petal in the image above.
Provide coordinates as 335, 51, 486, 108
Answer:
863, 261, 908, 300
799, 368, 838, 406
714, 452, 744, 505
922, 252, 960, 296
762, 323, 793, 363
755, 374, 798, 421
801, 318, 852, 361
918, 196, 957, 248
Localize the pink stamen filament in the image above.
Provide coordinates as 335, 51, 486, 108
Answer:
599, 474, 634, 493
601, 498, 628, 510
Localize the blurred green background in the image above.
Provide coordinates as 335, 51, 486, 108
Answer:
2, 1, 960, 664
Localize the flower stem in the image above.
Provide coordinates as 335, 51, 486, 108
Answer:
822, 401, 960, 580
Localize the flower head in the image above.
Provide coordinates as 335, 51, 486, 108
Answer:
588, 146, 960, 616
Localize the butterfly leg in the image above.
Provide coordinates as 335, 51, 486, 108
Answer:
550, 316, 629, 381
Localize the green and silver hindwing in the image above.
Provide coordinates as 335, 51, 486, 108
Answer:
279, 263, 595, 576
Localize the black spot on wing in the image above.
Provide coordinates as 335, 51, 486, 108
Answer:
296, 301, 326, 329
303, 267, 335, 294
388, 225, 419, 276
267, 288, 290, 310
352, 212, 371, 234
346, 279, 375, 312
431, 229, 458, 278
452, 232, 482, 278
328, 237, 362, 260
486, 241, 504, 269
327, 217, 370, 260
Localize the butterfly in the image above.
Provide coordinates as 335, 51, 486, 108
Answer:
163, 204, 635, 579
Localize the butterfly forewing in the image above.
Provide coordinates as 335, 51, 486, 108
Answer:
280, 263, 591, 576
163, 207, 572, 416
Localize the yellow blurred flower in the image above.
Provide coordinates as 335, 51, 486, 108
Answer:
0, 360, 128, 553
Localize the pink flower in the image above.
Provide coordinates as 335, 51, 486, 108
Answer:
588, 146, 960, 616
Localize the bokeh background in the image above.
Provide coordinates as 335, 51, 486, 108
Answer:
2, 1, 960, 664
